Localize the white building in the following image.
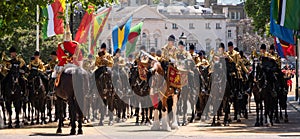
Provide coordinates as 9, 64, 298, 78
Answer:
99, 4, 235, 53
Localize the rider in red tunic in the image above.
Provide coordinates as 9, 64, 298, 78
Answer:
56, 23, 82, 67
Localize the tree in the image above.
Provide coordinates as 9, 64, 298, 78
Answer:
0, 0, 117, 38
244, 0, 271, 35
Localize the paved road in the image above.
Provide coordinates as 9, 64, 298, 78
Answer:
0, 98, 299, 139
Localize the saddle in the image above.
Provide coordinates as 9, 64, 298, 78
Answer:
54, 64, 78, 87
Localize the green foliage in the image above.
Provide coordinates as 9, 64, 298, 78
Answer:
0, 0, 117, 63
0, 0, 117, 38
244, 0, 271, 35
0, 28, 61, 64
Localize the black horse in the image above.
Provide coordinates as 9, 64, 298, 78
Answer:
28, 71, 47, 125
3, 59, 24, 128
55, 65, 89, 135
248, 57, 265, 126
94, 66, 115, 126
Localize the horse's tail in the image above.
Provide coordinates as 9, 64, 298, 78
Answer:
72, 68, 89, 116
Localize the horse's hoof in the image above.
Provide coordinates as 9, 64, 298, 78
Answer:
15, 124, 20, 128
8, 124, 13, 128
182, 122, 188, 126
260, 122, 264, 126
98, 121, 104, 126
135, 122, 140, 126
24, 122, 29, 126
255, 122, 260, 127
223, 122, 230, 126
284, 118, 289, 123
162, 125, 171, 132
30, 122, 34, 125
108, 121, 113, 126
233, 117, 237, 120
70, 130, 76, 135
216, 122, 221, 126
228, 119, 232, 123
237, 119, 241, 123
56, 128, 62, 134
275, 119, 280, 123
211, 122, 216, 126
77, 129, 83, 135
171, 123, 179, 130
151, 125, 160, 131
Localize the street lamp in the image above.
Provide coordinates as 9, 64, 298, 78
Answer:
179, 32, 187, 50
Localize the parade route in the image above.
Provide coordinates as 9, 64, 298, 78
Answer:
0, 97, 299, 139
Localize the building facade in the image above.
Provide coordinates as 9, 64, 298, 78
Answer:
99, 4, 237, 54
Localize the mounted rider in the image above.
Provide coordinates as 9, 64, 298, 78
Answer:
27, 51, 48, 83
82, 54, 95, 73
226, 42, 249, 80
94, 43, 114, 78
188, 44, 200, 66
55, 23, 80, 76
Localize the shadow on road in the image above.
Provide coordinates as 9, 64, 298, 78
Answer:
29, 133, 71, 136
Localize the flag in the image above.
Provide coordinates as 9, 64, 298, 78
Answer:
112, 16, 132, 52
74, 6, 95, 43
125, 22, 143, 57
274, 37, 295, 58
270, 0, 295, 45
42, 0, 65, 39
90, 7, 111, 54
272, 0, 300, 30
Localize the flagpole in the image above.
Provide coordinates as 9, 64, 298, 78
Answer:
36, 5, 39, 52
296, 37, 299, 102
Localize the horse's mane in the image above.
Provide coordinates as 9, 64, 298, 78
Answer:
63, 64, 87, 75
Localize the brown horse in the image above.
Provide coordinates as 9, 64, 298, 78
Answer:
150, 60, 182, 131
55, 65, 89, 135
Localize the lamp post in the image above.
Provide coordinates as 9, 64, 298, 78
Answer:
179, 32, 187, 50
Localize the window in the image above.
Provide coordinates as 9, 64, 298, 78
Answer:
231, 12, 235, 20
237, 12, 240, 20
206, 42, 211, 53
172, 23, 178, 29
228, 30, 232, 38
189, 23, 195, 29
108, 24, 111, 30
216, 23, 221, 29
205, 23, 211, 29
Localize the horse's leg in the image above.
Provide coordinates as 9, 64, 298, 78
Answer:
171, 94, 179, 129
151, 108, 160, 130
284, 107, 289, 123
279, 106, 283, 120
14, 99, 21, 128
182, 90, 188, 126
1, 102, 6, 125
255, 101, 260, 127
149, 106, 153, 123
77, 103, 83, 135
211, 115, 216, 126
260, 101, 263, 126
108, 95, 114, 126
274, 99, 280, 123
223, 98, 230, 126
5, 100, 12, 128
135, 106, 140, 126
248, 93, 251, 113
161, 109, 171, 131
69, 99, 76, 135
56, 98, 63, 134
98, 98, 105, 126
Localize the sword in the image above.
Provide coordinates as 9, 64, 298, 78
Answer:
140, 50, 158, 62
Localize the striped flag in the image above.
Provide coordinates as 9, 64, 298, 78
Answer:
112, 16, 132, 52
74, 7, 111, 55
90, 7, 111, 54
125, 22, 143, 57
74, 6, 95, 44
42, 0, 65, 39
274, 37, 295, 58
272, 0, 300, 30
